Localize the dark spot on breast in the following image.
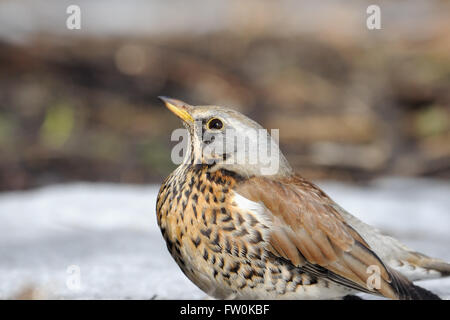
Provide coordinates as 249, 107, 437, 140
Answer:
191, 236, 201, 248
195, 178, 202, 190
250, 230, 263, 244
225, 237, 232, 254
270, 267, 280, 274
241, 244, 248, 257
234, 212, 245, 225
160, 192, 169, 207
249, 247, 262, 260
201, 208, 207, 223
284, 272, 294, 283
215, 176, 224, 185
189, 176, 195, 188
211, 209, 217, 224
221, 216, 232, 224
248, 214, 258, 227
211, 233, 220, 246
235, 227, 249, 237
223, 223, 236, 232
201, 228, 212, 239
218, 257, 224, 268
243, 269, 255, 280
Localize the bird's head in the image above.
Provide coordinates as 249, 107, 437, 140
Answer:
159, 96, 292, 178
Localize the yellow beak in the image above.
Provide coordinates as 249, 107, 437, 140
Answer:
158, 96, 194, 123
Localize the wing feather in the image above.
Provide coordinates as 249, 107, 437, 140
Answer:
235, 174, 406, 299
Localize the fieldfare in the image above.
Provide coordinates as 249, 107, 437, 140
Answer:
156, 97, 449, 300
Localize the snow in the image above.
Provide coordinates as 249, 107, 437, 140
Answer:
0, 178, 449, 299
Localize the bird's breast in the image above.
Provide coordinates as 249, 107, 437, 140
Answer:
156, 166, 276, 297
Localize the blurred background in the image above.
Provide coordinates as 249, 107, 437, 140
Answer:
0, 0, 449, 190
0, 0, 449, 299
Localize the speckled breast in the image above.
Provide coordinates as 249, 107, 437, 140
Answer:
156, 165, 323, 299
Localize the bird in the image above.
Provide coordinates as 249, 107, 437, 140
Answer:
156, 96, 450, 300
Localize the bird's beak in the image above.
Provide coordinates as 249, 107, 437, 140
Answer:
158, 96, 194, 123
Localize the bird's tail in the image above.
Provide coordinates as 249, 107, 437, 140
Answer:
396, 251, 450, 281
389, 269, 441, 300
414, 255, 450, 278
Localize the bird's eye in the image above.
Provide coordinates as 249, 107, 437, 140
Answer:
207, 118, 223, 130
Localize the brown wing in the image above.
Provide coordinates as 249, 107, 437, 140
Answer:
235, 174, 410, 299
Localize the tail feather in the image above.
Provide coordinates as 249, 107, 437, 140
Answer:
396, 252, 450, 280
406, 284, 441, 300
420, 258, 450, 277
389, 269, 441, 300
336, 204, 450, 281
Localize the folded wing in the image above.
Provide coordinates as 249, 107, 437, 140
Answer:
236, 174, 429, 299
